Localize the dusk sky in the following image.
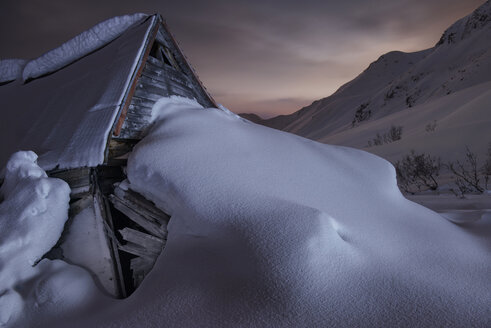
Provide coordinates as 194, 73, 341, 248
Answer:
0, 0, 485, 117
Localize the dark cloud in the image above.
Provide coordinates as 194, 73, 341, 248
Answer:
0, 0, 486, 116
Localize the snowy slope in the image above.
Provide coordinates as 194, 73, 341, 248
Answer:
257, 0, 491, 157
320, 80, 491, 163
15, 97, 482, 328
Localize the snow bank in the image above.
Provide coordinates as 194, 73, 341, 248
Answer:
22, 14, 146, 81
0, 151, 103, 327
57, 97, 488, 327
0, 59, 26, 83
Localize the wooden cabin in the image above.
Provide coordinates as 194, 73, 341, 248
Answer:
0, 14, 217, 298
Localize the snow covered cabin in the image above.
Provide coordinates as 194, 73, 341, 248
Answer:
0, 14, 217, 297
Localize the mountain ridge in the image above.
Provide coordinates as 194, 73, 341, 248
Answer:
244, 0, 491, 145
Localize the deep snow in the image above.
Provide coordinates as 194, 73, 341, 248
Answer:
1, 98, 490, 327
0, 151, 104, 327
85, 98, 491, 326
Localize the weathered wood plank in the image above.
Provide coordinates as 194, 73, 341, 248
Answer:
118, 242, 154, 259
134, 88, 168, 102
119, 227, 164, 255
130, 256, 154, 288
135, 81, 171, 98
155, 28, 172, 49
130, 95, 156, 108
127, 104, 153, 119
112, 17, 159, 137
143, 59, 190, 86
136, 75, 196, 98
140, 71, 192, 91
69, 196, 93, 217
49, 167, 91, 189
93, 176, 126, 298
158, 22, 217, 108
113, 185, 170, 226
107, 139, 138, 159
146, 55, 170, 69
109, 194, 166, 238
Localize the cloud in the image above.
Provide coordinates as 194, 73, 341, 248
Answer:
0, 0, 486, 116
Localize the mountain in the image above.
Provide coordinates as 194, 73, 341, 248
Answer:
251, 0, 491, 163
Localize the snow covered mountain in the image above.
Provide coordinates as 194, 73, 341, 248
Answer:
251, 0, 491, 162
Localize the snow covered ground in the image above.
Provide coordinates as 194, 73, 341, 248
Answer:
0, 151, 105, 327
1, 97, 490, 327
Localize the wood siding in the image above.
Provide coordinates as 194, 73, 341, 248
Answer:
115, 20, 216, 141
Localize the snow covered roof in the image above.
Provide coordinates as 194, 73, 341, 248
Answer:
0, 14, 155, 171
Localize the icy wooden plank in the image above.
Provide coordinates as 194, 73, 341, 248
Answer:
134, 88, 169, 102
113, 185, 170, 225
119, 227, 165, 255
143, 60, 190, 85
129, 95, 156, 108
118, 242, 155, 259
109, 194, 166, 238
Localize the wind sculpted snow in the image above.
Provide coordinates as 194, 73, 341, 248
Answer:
2, 99, 490, 327
0, 151, 104, 327
67, 96, 488, 327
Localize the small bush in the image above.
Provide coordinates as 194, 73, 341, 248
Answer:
482, 142, 491, 190
447, 146, 484, 195
351, 103, 371, 127
395, 150, 441, 193
367, 125, 403, 147
425, 120, 437, 132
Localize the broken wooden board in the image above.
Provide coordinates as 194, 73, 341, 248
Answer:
48, 167, 91, 199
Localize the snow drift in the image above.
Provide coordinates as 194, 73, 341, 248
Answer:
62, 97, 489, 327
1, 98, 489, 327
0, 151, 104, 327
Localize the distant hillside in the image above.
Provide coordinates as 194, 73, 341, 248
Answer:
246, 0, 491, 162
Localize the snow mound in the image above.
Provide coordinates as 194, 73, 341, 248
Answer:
0, 151, 102, 327
66, 97, 489, 327
0, 59, 27, 83
22, 13, 147, 81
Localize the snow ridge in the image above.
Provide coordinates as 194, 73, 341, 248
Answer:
22, 13, 147, 81
0, 59, 27, 83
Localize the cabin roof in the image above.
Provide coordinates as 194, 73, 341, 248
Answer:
0, 15, 156, 171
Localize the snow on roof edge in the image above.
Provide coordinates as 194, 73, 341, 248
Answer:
22, 13, 148, 82
0, 59, 27, 83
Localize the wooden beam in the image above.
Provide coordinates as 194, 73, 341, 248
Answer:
93, 175, 127, 298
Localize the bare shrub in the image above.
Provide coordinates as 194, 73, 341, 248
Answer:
352, 102, 371, 127
395, 151, 441, 193
367, 125, 403, 147
482, 142, 491, 190
447, 146, 484, 195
